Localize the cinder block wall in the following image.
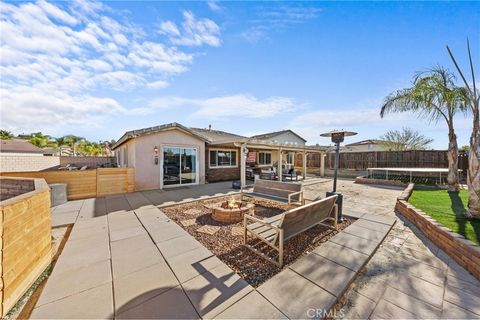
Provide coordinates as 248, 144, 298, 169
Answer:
0, 178, 52, 316
60, 156, 116, 168
0, 155, 59, 172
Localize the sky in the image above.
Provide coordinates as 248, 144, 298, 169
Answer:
0, 0, 478, 149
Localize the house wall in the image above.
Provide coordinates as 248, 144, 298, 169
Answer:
205, 146, 241, 182
133, 130, 206, 191
263, 132, 306, 146
0, 154, 60, 172
344, 144, 386, 152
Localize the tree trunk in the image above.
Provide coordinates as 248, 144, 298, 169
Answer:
467, 106, 480, 218
447, 128, 460, 192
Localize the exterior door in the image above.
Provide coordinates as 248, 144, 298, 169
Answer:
162, 146, 198, 187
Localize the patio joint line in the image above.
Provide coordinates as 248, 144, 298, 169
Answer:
106, 210, 117, 319
287, 267, 338, 298
254, 288, 290, 319
133, 210, 202, 320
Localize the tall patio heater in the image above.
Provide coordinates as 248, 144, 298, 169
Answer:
320, 130, 357, 221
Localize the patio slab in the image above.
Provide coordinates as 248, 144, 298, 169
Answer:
382, 286, 442, 319
110, 234, 165, 279
145, 220, 187, 243
289, 254, 356, 297
312, 241, 369, 272
388, 272, 444, 309
258, 268, 336, 319
31, 282, 114, 320
109, 225, 147, 242
342, 224, 387, 242
36, 259, 112, 307
116, 286, 199, 319
370, 299, 417, 319
155, 234, 203, 259
329, 231, 379, 255
182, 264, 252, 319
51, 210, 79, 227
167, 246, 224, 283
54, 234, 110, 270
214, 291, 287, 319
77, 197, 107, 219
113, 262, 179, 313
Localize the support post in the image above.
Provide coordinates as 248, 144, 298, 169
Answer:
277, 149, 282, 181
240, 144, 246, 189
333, 143, 340, 192
320, 153, 325, 177
302, 151, 307, 180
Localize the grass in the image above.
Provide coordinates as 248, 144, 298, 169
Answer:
409, 186, 480, 246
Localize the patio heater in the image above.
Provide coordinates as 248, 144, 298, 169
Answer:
320, 130, 357, 221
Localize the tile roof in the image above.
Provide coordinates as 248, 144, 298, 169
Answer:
0, 139, 45, 154
250, 129, 307, 142
189, 127, 247, 142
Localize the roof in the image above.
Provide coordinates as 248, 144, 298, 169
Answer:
112, 123, 210, 149
189, 127, 247, 142
0, 139, 45, 154
346, 139, 385, 146
250, 129, 307, 142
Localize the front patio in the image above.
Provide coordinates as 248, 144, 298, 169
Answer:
28, 180, 480, 319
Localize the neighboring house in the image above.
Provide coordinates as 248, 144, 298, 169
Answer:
112, 123, 325, 191
343, 139, 387, 152
0, 139, 46, 156
250, 130, 307, 169
0, 139, 60, 172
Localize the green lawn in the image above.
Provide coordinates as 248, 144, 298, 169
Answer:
408, 186, 480, 246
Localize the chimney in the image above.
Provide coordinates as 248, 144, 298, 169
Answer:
208, 124, 212, 131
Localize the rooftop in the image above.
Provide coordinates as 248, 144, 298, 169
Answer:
0, 138, 45, 154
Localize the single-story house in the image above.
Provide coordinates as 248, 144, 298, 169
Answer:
0, 139, 47, 155
112, 123, 327, 191
344, 139, 387, 152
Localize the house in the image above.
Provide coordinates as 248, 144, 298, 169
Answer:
0, 139, 60, 172
0, 139, 46, 155
112, 123, 326, 191
344, 139, 387, 152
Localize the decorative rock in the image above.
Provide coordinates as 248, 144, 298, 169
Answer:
180, 219, 197, 227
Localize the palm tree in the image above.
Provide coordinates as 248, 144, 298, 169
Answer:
54, 137, 69, 156
0, 130, 14, 140
29, 132, 56, 148
380, 67, 469, 192
447, 40, 480, 218
65, 135, 85, 157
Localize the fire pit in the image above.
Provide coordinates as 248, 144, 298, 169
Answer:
211, 196, 255, 223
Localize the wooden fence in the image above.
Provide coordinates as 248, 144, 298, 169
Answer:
295, 150, 469, 176
0, 168, 135, 200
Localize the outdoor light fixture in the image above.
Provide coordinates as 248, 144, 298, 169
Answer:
154, 146, 159, 165
320, 129, 357, 221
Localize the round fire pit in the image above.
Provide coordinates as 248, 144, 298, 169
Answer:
211, 199, 255, 223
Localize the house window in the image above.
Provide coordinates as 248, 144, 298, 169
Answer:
258, 152, 272, 165
287, 153, 294, 165
368, 144, 373, 150
209, 150, 237, 168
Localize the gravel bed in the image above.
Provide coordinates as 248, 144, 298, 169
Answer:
162, 196, 352, 287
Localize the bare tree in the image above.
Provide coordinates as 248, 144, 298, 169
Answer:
381, 127, 434, 151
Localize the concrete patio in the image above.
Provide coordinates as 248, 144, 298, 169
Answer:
30, 179, 480, 319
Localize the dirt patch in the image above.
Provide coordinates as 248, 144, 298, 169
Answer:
162, 196, 352, 287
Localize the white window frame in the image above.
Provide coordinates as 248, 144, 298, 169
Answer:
209, 148, 238, 169
258, 151, 272, 166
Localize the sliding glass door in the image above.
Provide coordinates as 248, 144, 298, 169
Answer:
162, 147, 197, 186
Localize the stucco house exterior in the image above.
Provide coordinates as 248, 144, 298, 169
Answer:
344, 139, 387, 152
112, 123, 326, 191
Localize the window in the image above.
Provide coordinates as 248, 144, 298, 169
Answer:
258, 152, 272, 165
287, 153, 294, 165
209, 150, 237, 168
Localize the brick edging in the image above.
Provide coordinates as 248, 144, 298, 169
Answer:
395, 198, 480, 281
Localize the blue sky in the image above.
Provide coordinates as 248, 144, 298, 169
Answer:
0, 0, 478, 149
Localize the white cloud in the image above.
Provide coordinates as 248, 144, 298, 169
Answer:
0, 0, 220, 133
159, 11, 221, 47
147, 80, 170, 90
146, 94, 297, 119
207, 0, 222, 12
242, 5, 321, 43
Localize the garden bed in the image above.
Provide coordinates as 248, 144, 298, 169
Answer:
162, 196, 352, 287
